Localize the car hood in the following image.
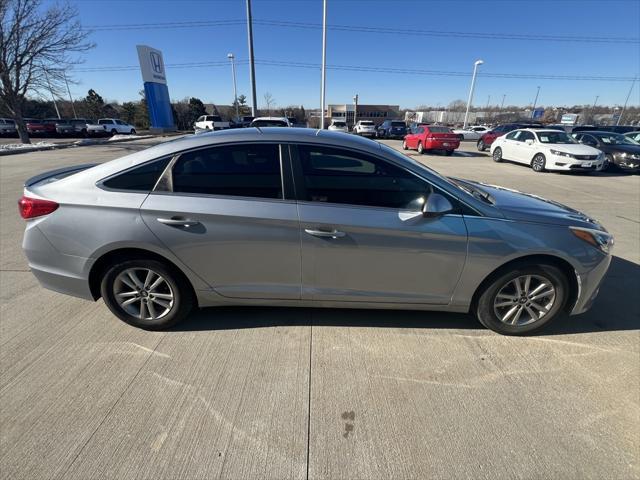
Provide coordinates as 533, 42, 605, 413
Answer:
546, 143, 601, 155
461, 179, 603, 229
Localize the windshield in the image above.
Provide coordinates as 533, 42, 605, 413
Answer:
536, 131, 576, 144
252, 120, 288, 127
428, 126, 452, 133
391, 122, 405, 127
360, 121, 374, 126
593, 133, 637, 145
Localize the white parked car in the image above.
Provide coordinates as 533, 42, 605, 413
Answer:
353, 120, 376, 137
328, 120, 348, 132
194, 115, 231, 131
250, 117, 292, 128
0, 118, 17, 136
98, 118, 137, 135
453, 126, 490, 140
490, 129, 605, 173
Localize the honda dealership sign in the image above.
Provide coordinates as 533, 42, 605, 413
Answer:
136, 45, 175, 131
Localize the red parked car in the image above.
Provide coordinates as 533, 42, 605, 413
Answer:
402, 125, 460, 156
26, 119, 56, 137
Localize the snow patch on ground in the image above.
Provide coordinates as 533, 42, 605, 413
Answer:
107, 134, 153, 142
0, 141, 56, 151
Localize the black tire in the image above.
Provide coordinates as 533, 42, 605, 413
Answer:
477, 140, 486, 152
81, 128, 88, 138
100, 259, 195, 330
603, 154, 613, 171
402, 140, 408, 150
417, 142, 424, 154
444, 150, 454, 156
475, 263, 568, 335
130, 129, 136, 135
531, 153, 546, 172
110, 128, 117, 135
492, 147, 503, 162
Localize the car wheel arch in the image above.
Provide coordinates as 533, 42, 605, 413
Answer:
88, 247, 198, 306
469, 254, 579, 315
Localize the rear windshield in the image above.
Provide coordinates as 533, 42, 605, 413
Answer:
427, 126, 452, 133
360, 121, 374, 126
391, 122, 405, 127
206, 116, 222, 121
252, 120, 288, 127
332, 122, 346, 127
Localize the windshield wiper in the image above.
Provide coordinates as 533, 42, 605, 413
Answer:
449, 178, 494, 204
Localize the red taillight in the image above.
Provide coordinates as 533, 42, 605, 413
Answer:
18, 196, 58, 219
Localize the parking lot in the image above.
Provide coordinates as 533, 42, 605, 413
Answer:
1, 137, 638, 479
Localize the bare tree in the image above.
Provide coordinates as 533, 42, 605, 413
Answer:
0, 0, 94, 143
263, 92, 275, 115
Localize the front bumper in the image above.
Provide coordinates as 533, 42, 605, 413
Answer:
550, 155, 604, 171
614, 155, 640, 171
570, 252, 612, 315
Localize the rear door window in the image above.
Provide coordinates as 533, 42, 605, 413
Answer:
171, 144, 283, 199
102, 158, 171, 191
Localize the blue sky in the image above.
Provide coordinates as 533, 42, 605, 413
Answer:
66, 0, 639, 110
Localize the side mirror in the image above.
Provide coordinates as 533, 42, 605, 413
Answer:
525, 139, 534, 145
422, 193, 454, 218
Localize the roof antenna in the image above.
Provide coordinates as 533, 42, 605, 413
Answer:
254, 125, 263, 134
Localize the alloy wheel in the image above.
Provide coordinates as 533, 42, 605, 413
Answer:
493, 274, 556, 326
113, 268, 174, 320
532, 154, 546, 172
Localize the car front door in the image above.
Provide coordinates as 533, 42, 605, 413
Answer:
289, 144, 468, 304
140, 142, 302, 300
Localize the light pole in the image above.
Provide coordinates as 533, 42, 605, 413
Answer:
463, 59, 483, 129
319, 0, 327, 129
353, 94, 358, 129
501, 94, 506, 110
245, 0, 257, 116
227, 53, 239, 121
617, 78, 636, 126
530, 86, 540, 119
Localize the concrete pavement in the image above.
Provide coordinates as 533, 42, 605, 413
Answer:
1, 137, 638, 479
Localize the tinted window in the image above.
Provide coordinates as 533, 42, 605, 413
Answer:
505, 130, 520, 140
251, 120, 288, 127
296, 145, 431, 209
102, 158, 171, 191
172, 144, 282, 199
115, 120, 125, 125
426, 126, 451, 133
518, 131, 535, 142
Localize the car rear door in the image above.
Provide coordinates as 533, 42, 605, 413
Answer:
140, 142, 302, 300
500, 130, 521, 160
289, 143, 468, 304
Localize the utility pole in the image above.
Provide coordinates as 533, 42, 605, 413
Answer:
245, 0, 257, 116
500, 94, 506, 110
63, 73, 77, 119
463, 59, 483, 129
228, 53, 239, 121
319, 0, 327, 129
530, 86, 540, 119
43, 68, 61, 119
617, 78, 635, 126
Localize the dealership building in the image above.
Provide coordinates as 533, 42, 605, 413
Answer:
327, 104, 400, 127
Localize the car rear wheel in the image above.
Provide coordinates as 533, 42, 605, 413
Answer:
101, 259, 195, 330
444, 150, 453, 156
402, 140, 408, 150
475, 264, 568, 335
492, 147, 503, 162
417, 142, 424, 154
130, 129, 136, 134
477, 140, 486, 151
531, 153, 546, 172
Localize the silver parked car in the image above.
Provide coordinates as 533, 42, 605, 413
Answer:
20, 128, 613, 334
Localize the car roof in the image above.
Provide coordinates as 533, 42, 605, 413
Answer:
573, 131, 619, 135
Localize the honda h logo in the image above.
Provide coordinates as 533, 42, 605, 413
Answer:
149, 51, 163, 74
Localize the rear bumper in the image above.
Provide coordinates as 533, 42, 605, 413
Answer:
425, 140, 460, 150
23, 224, 94, 301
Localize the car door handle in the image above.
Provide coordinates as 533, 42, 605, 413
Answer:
304, 228, 345, 239
157, 217, 200, 227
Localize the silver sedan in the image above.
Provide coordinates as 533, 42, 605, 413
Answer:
20, 128, 613, 335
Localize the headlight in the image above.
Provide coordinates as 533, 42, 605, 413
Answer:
570, 226, 614, 254
550, 149, 574, 158
597, 152, 604, 160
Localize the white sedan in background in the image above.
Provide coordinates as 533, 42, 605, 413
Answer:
490, 129, 604, 173
453, 125, 490, 140
328, 120, 349, 132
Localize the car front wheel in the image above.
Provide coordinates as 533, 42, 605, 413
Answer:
476, 263, 568, 335
477, 140, 486, 151
417, 142, 424, 154
101, 259, 195, 330
531, 153, 546, 172
492, 147, 503, 162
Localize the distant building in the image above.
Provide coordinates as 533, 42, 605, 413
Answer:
327, 104, 400, 127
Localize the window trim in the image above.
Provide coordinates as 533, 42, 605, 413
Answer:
287, 142, 477, 215
150, 141, 291, 202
